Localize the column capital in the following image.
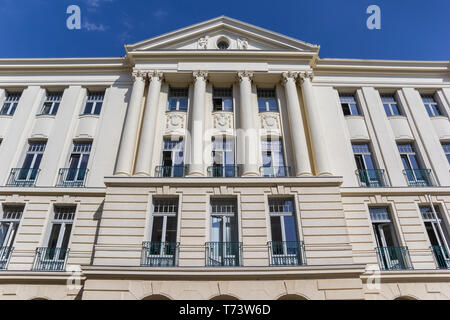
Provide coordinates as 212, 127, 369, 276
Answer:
281, 71, 299, 84
298, 71, 314, 83
237, 71, 254, 81
193, 70, 208, 81
132, 70, 147, 81
147, 70, 164, 81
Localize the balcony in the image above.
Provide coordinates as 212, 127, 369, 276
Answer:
56, 168, 89, 187
0, 247, 13, 270
268, 241, 306, 266
356, 169, 388, 187
141, 241, 179, 267
376, 246, 413, 270
6, 168, 40, 187
207, 165, 240, 178
431, 245, 450, 269
32, 247, 69, 271
260, 166, 292, 178
205, 242, 242, 267
403, 169, 434, 187
155, 165, 185, 178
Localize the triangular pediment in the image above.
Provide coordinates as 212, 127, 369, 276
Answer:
126, 16, 319, 53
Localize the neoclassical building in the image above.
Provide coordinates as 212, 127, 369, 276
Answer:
0, 16, 449, 300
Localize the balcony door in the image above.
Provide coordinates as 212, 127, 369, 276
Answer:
161, 138, 184, 177
420, 206, 450, 269
211, 136, 236, 177
352, 144, 380, 186
19, 141, 46, 181
261, 138, 287, 177
65, 142, 92, 183
398, 144, 428, 185
209, 199, 238, 266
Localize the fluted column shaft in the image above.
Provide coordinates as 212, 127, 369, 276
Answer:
282, 72, 312, 176
115, 71, 146, 176
187, 71, 208, 176
238, 71, 260, 176
299, 72, 332, 176
134, 71, 163, 176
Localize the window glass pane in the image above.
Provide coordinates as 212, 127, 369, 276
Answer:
350, 104, 358, 115
47, 224, 61, 248
270, 216, 282, 242
60, 224, 72, 249
84, 102, 93, 114
94, 102, 102, 115
283, 215, 298, 242
151, 216, 164, 242
0, 224, 9, 247
165, 216, 177, 243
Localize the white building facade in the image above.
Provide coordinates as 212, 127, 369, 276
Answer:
0, 16, 449, 300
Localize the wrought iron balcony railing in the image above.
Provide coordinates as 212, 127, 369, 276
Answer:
403, 169, 434, 187
6, 168, 41, 187
260, 166, 292, 178
268, 241, 306, 266
431, 245, 450, 269
32, 247, 69, 271
205, 242, 242, 267
375, 246, 413, 270
141, 241, 179, 267
0, 247, 14, 270
56, 168, 89, 187
207, 165, 240, 178
356, 169, 388, 187
155, 165, 186, 178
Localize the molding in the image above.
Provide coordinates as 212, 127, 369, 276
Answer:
237, 70, 254, 81
192, 70, 208, 81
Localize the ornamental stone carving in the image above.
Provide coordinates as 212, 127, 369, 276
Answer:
147, 70, 164, 81
132, 70, 147, 80
165, 112, 186, 134
298, 71, 314, 83
197, 36, 209, 49
213, 112, 233, 131
260, 112, 281, 134
281, 71, 299, 83
237, 37, 248, 50
193, 70, 208, 81
237, 71, 254, 81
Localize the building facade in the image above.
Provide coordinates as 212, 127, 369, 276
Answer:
0, 16, 449, 300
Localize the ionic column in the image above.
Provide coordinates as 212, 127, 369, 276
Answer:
134, 71, 163, 176
299, 71, 332, 176
114, 71, 146, 176
238, 71, 260, 176
282, 72, 312, 176
187, 71, 208, 176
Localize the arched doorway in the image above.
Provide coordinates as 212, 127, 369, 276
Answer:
277, 294, 307, 300
143, 294, 171, 300
210, 294, 239, 300
394, 296, 417, 300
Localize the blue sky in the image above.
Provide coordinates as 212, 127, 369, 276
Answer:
0, 0, 449, 60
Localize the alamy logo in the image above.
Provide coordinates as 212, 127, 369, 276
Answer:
66, 5, 81, 30
366, 5, 381, 30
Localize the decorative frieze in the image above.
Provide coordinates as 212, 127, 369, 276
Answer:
259, 112, 281, 135
165, 111, 186, 135
213, 111, 234, 133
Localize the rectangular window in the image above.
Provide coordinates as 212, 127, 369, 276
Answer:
422, 95, 441, 117
257, 88, 278, 112
167, 87, 188, 111
381, 95, 401, 116
0, 205, 23, 269
442, 143, 450, 164
60, 141, 92, 186
339, 94, 360, 116
159, 138, 184, 177
40, 91, 63, 115
420, 206, 450, 269
1, 91, 21, 116
352, 143, 385, 187
369, 207, 411, 270
208, 198, 240, 266
397, 143, 431, 186
19, 141, 47, 181
261, 138, 288, 177
83, 91, 104, 115
213, 87, 233, 111
211, 136, 236, 177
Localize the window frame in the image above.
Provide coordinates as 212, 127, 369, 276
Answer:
167, 87, 189, 112
421, 95, 442, 117
339, 94, 360, 116
257, 88, 278, 113
0, 91, 21, 116
381, 94, 402, 117
39, 91, 63, 116
0, 205, 24, 248
45, 206, 75, 249
212, 87, 233, 112
82, 91, 105, 115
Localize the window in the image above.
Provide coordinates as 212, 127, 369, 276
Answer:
257, 88, 278, 112
261, 138, 288, 177
381, 95, 401, 116
420, 206, 450, 269
59, 142, 92, 186
442, 143, 450, 164
18, 141, 46, 182
211, 136, 236, 177
144, 198, 179, 267
0, 205, 23, 269
208, 198, 240, 266
339, 94, 360, 116
397, 143, 431, 186
159, 138, 184, 177
422, 95, 441, 117
352, 143, 384, 187
369, 207, 412, 270
217, 39, 229, 50
167, 87, 188, 111
40, 91, 62, 115
83, 91, 104, 115
213, 87, 233, 111
1, 91, 21, 116
34, 206, 75, 271
268, 198, 303, 266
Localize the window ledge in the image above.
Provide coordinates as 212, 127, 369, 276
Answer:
0, 114, 13, 119
35, 114, 56, 119
387, 115, 407, 120
429, 115, 449, 120
78, 114, 100, 119
344, 115, 364, 119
